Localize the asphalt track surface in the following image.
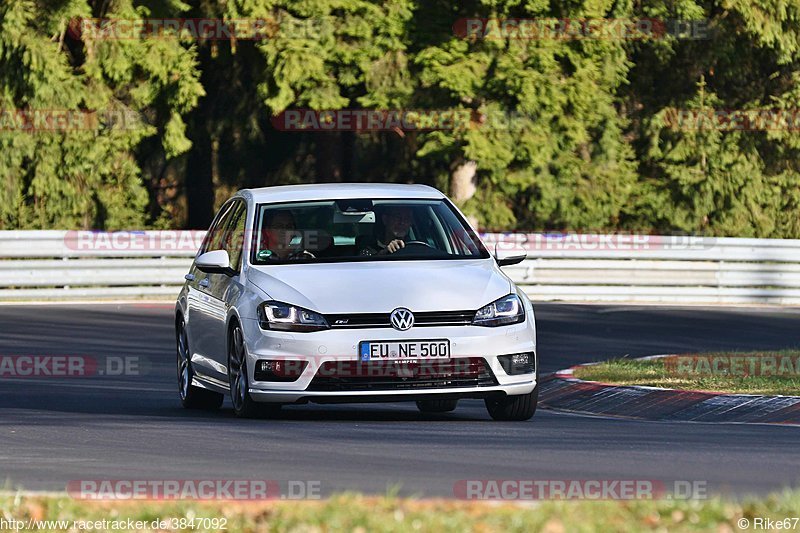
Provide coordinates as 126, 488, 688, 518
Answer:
1, 303, 799, 497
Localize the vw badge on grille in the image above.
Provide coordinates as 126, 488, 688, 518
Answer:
390, 308, 414, 331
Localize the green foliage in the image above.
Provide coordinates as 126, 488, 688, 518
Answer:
413, 0, 638, 230
220, 0, 415, 113
4, 0, 800, 236
624, 0, 800, 237
0, 0, 203, 229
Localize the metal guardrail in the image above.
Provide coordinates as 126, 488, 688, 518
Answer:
484, 233, 800, 304
0, 230, 202, 299
1, 230, 799, 303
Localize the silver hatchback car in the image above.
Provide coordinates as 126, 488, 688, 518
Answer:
175, 184, 537, 420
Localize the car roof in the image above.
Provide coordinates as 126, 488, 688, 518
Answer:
239, 183, 445, 204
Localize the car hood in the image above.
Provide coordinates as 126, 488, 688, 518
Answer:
246, 259, 512, 313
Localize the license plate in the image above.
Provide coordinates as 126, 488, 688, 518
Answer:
359, 340, 450, 361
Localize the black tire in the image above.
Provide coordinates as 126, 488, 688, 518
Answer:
416, 399, 458, 413
485, 386, 538, 421
177, 317, 223, 410
228, 322, 281, 419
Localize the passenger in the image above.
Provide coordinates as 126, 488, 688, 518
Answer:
258, 210, 300, 260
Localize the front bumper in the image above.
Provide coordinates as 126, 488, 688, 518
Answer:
248, 382, 536, 404
239, 317, 537, 404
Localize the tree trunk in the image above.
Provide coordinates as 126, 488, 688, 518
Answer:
315, 132, 344, 182
186, 129, 214, 229
450, 160, 478, 203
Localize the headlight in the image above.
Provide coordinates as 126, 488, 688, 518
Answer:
473, 294, 525, 327
257, 301, 329, 332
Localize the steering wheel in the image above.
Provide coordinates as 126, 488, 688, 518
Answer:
288, 249, 316, 260
391, 240, 441, 256
402, 240, 435, 249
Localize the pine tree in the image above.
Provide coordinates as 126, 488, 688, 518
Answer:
0, 0, 203, 229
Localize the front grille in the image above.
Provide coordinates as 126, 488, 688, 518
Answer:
324, 310, 476, 329
307, 357, 497, 392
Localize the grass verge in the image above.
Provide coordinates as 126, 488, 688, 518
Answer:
572, 351, 800, 395
1, 491, 800, 532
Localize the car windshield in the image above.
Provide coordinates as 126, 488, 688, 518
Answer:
251, 198, 489, 264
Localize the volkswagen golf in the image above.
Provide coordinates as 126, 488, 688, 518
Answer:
175, 183, 538, 420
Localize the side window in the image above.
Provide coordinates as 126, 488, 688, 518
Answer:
200, 201, 236, 255
225, 201, 247, 271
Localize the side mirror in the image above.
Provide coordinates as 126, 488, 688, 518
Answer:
195, 250, 235, 276
494, 243, 527, 267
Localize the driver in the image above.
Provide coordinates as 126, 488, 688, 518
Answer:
358, 206, 414, 255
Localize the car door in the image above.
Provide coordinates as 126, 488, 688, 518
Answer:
203, 199, 248, 375
186, 200, 237, 381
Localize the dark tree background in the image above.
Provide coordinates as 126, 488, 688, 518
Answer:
3, 0, 800, 236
